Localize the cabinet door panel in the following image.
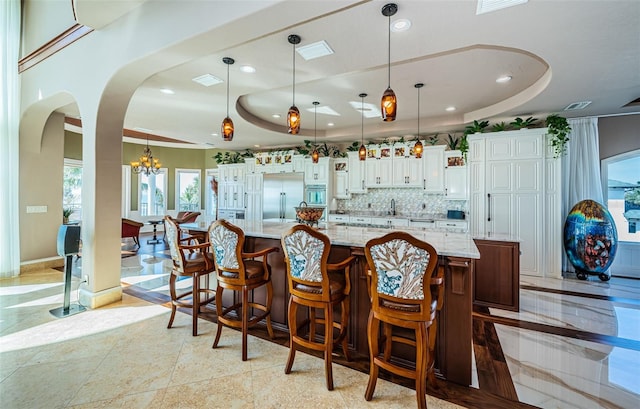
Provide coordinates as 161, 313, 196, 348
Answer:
515, 193, 541, 276
488, 138, 512, 159
473, 240, 520, 311
514, 160, 540, 191
488, 193, 512, 235
488, 162, 511, 191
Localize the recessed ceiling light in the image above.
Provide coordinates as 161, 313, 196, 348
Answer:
160, 88, 175, 95
477, 0, 528, 15
192, 74, 223, 87
296, 40, 334, 61
211, 133, 218, 136
496, 75, 512, 83
446, 106, 456, 112
272, 114, 281, 118
254, 145, 260, 148
327, 122, 335, 127
390, 18, 411, 32
240, 65, 256, 73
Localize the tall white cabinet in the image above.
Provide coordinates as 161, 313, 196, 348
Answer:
468, 129, 561, 278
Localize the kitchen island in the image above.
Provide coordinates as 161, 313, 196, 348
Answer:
185, 220, 480, 386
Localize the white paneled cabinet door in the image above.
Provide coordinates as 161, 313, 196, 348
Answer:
245, 173, 263, 220
445, 167, 468, 199
392, 157, 423, 187
347, 152, 366, 193
334, 170, 349, 198
423, 146, 445, 192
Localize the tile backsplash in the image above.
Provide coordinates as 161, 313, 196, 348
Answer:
336, 188, 468, 217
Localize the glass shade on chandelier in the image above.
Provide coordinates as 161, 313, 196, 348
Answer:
414, 82, 424, 158
311, 148, 320, 163
287, 34, 302, 135
221, 57, 235, 141
359, 93, 368, 161
131, 142, 161, 176
381, 3, 398, 122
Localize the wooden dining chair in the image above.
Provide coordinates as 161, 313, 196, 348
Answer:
164, 216, 216, 336
281, 224, 355, 390
364, 231, 441, 409
208, 219, 278, 361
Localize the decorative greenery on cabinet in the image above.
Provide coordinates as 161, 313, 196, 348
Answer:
545, 114, 571, 158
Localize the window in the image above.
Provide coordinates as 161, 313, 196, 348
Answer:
139, 169, 167, 216
176, 169, 201, 212
63, 159, 82, 222
602, 149, 640, 243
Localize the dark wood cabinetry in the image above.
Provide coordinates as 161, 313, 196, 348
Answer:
473, 239, 520, 311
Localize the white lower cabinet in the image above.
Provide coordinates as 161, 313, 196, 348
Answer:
436, 220, 468, 231
328, 214, 349, 223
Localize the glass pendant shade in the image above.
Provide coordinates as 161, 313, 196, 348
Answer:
359, 92, 367, 161
381, 87, 397, 121
221, 57, 235, 141
414, 139, 423, 158
358, 143, 367, 161
414, 82, 424, 158
222, 117, 234, 141
381, 3, 398, 122
287, 34, 301, 135
311, 148, 319, 163
288, 105, 300, 134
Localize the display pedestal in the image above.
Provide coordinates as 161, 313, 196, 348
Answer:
50, 255, 86, 318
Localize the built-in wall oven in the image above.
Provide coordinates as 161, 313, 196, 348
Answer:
305, 185, 327, 206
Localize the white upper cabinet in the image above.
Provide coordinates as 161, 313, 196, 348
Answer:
422, 145, 445, 192
333, 159, 350, 199
444, 150, 468, 199
304, 157, 330, 185
347, 152, 367, 194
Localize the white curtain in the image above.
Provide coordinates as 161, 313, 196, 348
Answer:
561, 117, 604, 272
0, 0, 21, 278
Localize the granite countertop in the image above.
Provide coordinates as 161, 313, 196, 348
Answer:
184, 220, 480, 259
330, 211, 466, 223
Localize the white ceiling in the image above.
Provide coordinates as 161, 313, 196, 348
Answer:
70, 0, 640, 150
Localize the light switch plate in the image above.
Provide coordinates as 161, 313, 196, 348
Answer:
26, 205, 48, 213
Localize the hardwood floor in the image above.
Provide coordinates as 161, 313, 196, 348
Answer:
123, 232, 639, 409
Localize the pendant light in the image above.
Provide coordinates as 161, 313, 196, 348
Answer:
287, 34, 301, 134
358, 93, 367, 161
414, 83, 424, 158
381, 3, 398, 122
311, 101, 320, 163
221, 57, 235, 141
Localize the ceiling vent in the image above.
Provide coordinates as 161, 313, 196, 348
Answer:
296, 40, 334, 61
563, 101, 592, 111
477, 0, 528, 15
192, 74, 223, 87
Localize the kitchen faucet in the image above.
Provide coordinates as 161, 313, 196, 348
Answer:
390, 199, 396, 216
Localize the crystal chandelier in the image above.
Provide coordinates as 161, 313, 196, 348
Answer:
131, 137, 161, 175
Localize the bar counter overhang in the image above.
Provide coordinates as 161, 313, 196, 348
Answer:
185, 220, 480, 386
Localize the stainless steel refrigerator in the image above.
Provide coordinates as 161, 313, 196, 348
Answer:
262, 173, 304, 221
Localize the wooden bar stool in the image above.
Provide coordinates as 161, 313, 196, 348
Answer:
164, 216, 216, 336
281, 224, 355, 390
208, 219, 278, 361
364, 232, 442, 409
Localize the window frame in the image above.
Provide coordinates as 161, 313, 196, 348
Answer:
137, 168, 168, 217
175, 168, 202, 212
